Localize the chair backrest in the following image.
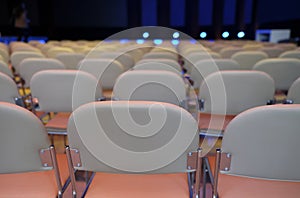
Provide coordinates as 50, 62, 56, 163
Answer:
190, 59, 241, 89
0, 60, 13, 78
221, 104, 300, 181
119, 47, 145, 63
77, 59, 124, 90
0, 48, 9, 63
46, 47, 74, 58
133, 62, 182, 75
279, 50, 300, 59
0, 72, 22, 105
113, 70, 186, 106
199, 70, 275, 115
220, 47, 243, 58
20, 58, 65, 87
260, 47, 285, 58
142, 52, 178, 61
67, 101, 199, 173
30, 70, 103, 112
286, 77, 300, 104
55, 52, 85, 70
184, 52, 221, 73
253, 58, 300, 91
136, 58, 182, 72
277, 43, 297, 51
0, 102, 52, 173
98, 52, 135, 71
231, 51, 268, 69
10, 51, 45, 74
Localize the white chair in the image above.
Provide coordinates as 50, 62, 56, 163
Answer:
0, 48, 9, 63
0, 102, 65, 197
198, 70, 275, 136
183, 52, 221, 73
46, 47, 74, 58
253, 58, 300, 92
136, 58, 182, 72
55, 53, 85, 70
220, 47, 243, 58
279, 50, 300, 59
66, 101, 201, 198
113, 70, 187, 107
142, 51, 178, 61
10, 51, 45, 74
0, 60, 13, 78
30, 70, 103, 142
98, 52, 135, 71
190, 59, 241, 89
212, 104, 300, 198
19, 58, 65, 87
231, 51, 268, 70
78, 59, 124, 91
0, 72, 24, 106
260, 47, 285, 58
133, 62, 182, 76
284, 77, 300, 104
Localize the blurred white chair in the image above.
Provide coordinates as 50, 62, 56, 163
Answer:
10, 51, 45, 74
142, 51, 178, 61
260, 47, 285, 58
133, 62, 181, 76
0, 72, 24, 107
253, 58, 300, 92
220, 47, 243, 58
190, 59, 241, 90
284, 77, 300, 104
0, 60, 13, 78
279, 50, 300, 59
30, 70, 104, 143
113, 70, 187, 107
78, 59, 124, 92
55, 53, 85, 70
20, 58, 65, 87
46, 47, 74, 58
98, 52, 135, 71
136, 58, 181, 72
0, 48, 9, 63
231, 51, 268, 69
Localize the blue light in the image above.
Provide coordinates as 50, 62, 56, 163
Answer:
136, 39, 145, 44
143, 32, 150, 39
189, 39, 197, 44
222, 31, 230, 38
171, 39, 180, 45
173, 32, 180, 39
200, 32, 207, 39
237, 31, 245, 38
120, 39, 129, 44
153, 39, 163, 45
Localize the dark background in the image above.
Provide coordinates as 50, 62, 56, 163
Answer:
0, 0, 299, 40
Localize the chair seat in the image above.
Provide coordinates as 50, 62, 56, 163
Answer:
45, 113, 70, 133
0, 171, 58, 198
198, 113, 235, 132
85, 172, 189, 198
0, 153, 69, 198
218, 174, 300, 198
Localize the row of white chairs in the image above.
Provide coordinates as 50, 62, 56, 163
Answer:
1, 99, 300, 197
